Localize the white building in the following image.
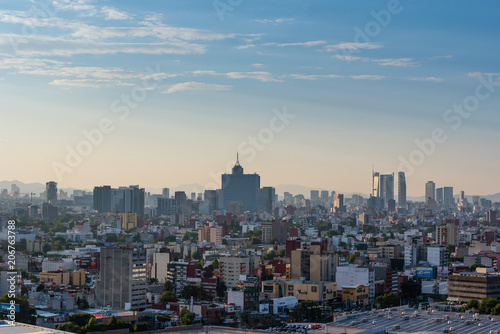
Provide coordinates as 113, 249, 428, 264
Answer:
404, 246, 418, 267
427, 246, 448, 267
336, 265, 375, 304
272, 296, 298, 315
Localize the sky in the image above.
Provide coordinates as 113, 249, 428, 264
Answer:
0, 0, 499, 197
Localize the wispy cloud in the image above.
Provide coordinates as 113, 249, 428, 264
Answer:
194, 70, 282, 82
0, 34, 206, 57
235, 44, 255, 50
290, 74, 386, 80
49, 78, 134, 88
324, 43, 382, 51
255, 18, 295, 24
102, 7, 133, 20
468, 72, 500, 78
163, 82, 232, 94
333, 54, 453, 67
252, 63, 265, 68
264, 40, 327, 47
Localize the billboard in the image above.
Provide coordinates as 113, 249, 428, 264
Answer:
416, 267, 435, 279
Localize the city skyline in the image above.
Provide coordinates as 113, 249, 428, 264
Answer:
1, 1, 500, 196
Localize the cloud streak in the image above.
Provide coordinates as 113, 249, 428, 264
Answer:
163, 82, 232, 94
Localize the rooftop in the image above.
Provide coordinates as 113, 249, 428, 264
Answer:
327, 307, 500, 334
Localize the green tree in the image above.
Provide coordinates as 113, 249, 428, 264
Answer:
464, 298, 479, 311
163, 280, 174, 292
211, 259, 219, 269
376, 293, 401, 309
181, 285, 207, 301
478, 298, 498, 315
470, 263, 486, 271
290, 300, 321, 322
105, 233, 118, 242
216, 277, 227, 299
16, 238, 27, 252
159, 291, 178, 303
0, 295, 36, 324
368, 237, 378, 245
68, 313, 95, 327
133, 322, 150, 332
36, 283, 45, 292
179, 307, 195, 326
355, 243, 368, 251
132, 233, 142, 242
57, 322, 81, 333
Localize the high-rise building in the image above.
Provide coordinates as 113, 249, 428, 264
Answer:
219, 255, 259, 288
258, 187, 275, 213
96, 246, 147, 310
436, 188, 443, 207
425, 181, 436, 205
93, 185, 145, 215
290, 245, 335, 282
334, 194, 345, 213
443, 187, 454, 208
221, 155, 260, 212
427, 246, 448, 267
310, 190, 319, 206
379, 173, 394, 207
398, 171, 406, 209
320, 191, 329, 205
157, 197, 176, 216
372, 172, 380, 197
46, 181, 58, 206
204, 190, 217, 213
191, 192, 196, 201
162, 188, 170, 198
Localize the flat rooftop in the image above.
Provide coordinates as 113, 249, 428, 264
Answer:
326, 307, 500, 334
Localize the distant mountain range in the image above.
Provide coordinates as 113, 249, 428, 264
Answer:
1, 180, 499, 202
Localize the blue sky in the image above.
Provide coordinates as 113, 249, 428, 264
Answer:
0, 0, 499, 196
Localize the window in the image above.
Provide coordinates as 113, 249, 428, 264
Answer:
288, 292, 294, 297
311, 286, 317, 292
288, 285, 293, 291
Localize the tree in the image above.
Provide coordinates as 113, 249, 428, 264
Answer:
76, 297, 90, 310
347, 254, 357, 264
355, 243, 368, 251
105, 233, 118, 243
181, 285, 206, 301
376, 293, 401, 309
68, 313, 95, 327
163, 280, 174, 292
211, 259, 219, 269
401, 280, 420, 301
164, 235, 176, 242
179, 307, 195, 326
478, 298, 498, 315
159, 291, 178, 303
57, 322, 81, 333
133, 322, 150, 332
290, 300, 321, 322
368, 237, 378, 245
36, 283, 45, 292
132, 233, 142, 242
470, 263, 486, 271
216, 277, 227, 299
0, 295, 36, 324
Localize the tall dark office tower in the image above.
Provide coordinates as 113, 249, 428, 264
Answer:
162, 188, 170, 198
46, 181, 58, 206
379, 173, 394, 207
398, 171, 407, 208
425, 181, 436, 205
443, 187, 454, 208
310, 190, 319, 206
258, 186, 275, 213
204, 190, 217, 213
436, 188, 444, 207
320, 190, 329, 205
221, 154, 260, 212
93, 185, 112, 213
93, 185, 144, 215
174, 191, 187, 213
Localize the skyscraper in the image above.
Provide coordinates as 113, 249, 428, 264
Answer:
162, 188, 170, 198
221, 154, 260, 212
425, 181, 436, 205
334, 194, 345, 213
93, 185, 145, 215
46, 181, 58, 206
436, 188, 443, 207
398, 171, 406, 208
310, 190, 319, 206
372, 172, 380, 197
320, 190, 329, 205
204, 190, 217, 213
258, 187, 275, 213
379, 173, 394, 207
443, 187, 454, 208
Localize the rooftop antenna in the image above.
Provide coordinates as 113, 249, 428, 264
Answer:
236, 152, 240, 166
